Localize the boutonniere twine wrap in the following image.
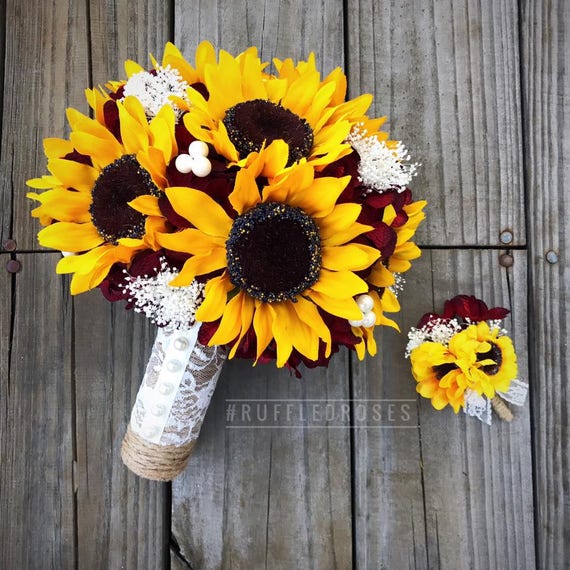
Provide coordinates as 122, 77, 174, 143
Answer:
406, 295, 528, 424
28, 42, 426, 480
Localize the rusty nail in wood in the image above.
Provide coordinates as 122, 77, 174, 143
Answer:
499, 253, 514, 267
6, 259, 21, 273
545, 250, 558, 264
2, 239, 17, 252
499, 230, 513, 245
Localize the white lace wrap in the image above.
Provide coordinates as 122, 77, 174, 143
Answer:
129, 325, 226, 446
464, 379, 529, 425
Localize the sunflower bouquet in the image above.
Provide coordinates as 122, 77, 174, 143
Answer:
406, 295, 528, 424
28, 42, 426, 479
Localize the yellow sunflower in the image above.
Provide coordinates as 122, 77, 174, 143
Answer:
467, 321, 518, 394
410, 321, 518, 411
86, 41, 216, 124
410, 341, 466, 412
273, 54, 389, 143
351, 197, 426, 357
152, 141, 380, 366
181, 42, 376, 170
27, 97, 177, 294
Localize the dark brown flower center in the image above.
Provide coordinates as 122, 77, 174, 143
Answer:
223, 99, 313, 166
226, 202, 321, 302
478, 342, 503, 376
433, 363, 458, 380
89, 155, 159, 244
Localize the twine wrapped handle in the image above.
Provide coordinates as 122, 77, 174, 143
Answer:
491, 396, 513, 422
121, 324, 226, 481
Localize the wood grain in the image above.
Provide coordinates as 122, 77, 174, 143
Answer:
0, 253, 76, 568
172, 359, 352, 569
0, 0, 5, 149
2, 1, 568, 568
1, 0, 90, 250
88, 0, 173, 85
74, 292, 168, 569
171, 2, 352, 568
72, 2, 172, 567
346, 0, 525, 247
352, 250, 535, 569
522, 0, 570, 566
175, 0, 344, 75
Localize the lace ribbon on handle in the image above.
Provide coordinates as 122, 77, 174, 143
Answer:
464, 380, 529, 425
121, 324, 226, 480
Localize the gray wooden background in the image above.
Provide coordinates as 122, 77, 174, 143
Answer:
0, 1, 568, 568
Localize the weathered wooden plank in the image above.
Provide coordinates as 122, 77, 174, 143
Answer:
74, 293, 168, 569
346, 0, 525, 247
88, 0, 173, 84
1, 0, 90, 249
172, 358, 352, 569
0, 0, 5, 143
175, 0, 344, 74
72, 2, 172, 567
0, 252, 76, 568
522, 0, 570, 566
419, 250, 534, 569
172, 2, 352, 567
353, 250, 535, 569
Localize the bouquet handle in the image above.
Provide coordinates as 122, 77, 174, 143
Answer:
121, 325, 226, 481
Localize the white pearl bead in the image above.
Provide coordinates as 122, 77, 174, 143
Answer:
61, 251, 76, 257
157, 382, 175, 396
151, 404, 166, 416
191, 155, 212, 177
173, 337, 189, 351
361, 311, 377, 328
175, 153, 193, 174
348, 318, 364, 327
356, 294, 374, 313
188, 140, 209, 158
142, 425, 159, 439
166, 359, 182, 373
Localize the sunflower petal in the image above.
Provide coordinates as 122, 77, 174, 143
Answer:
38, 221, 104, 252
208, 292, 254, 354
321, 243, 380, 271
168, 248, 227, 285
47, 159, 99, 193
308, 290, 363, 320
367, 263, 396, 288
267, 304, 294, 367
165, 187, 232, 237
252, 301, 274, 361
229, 169, 261, 215
289, 176, 349, 218
44, 138, 74, 159
70, 132, 122, 168
118, 99, 149, 154
293, 296, 332, 356
196, 273, 234, 322
128, 195, 162, 217
310, 268, 368, 299
157, 228, 225, 254
27, 188, 92, 223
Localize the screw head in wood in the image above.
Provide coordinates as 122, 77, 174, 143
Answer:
2, 239, 17, 252
6, 259, 21, 273
545, 250, 558, 264
499, 230, 513, 245
499, 253, 514, 267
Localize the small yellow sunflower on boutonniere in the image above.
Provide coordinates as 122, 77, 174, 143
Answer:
406, 295, 527, 423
